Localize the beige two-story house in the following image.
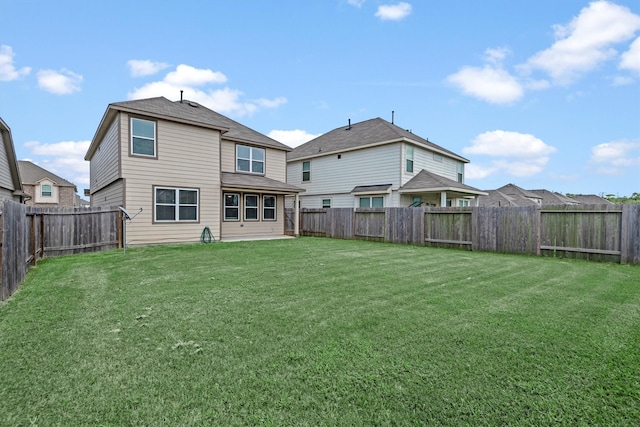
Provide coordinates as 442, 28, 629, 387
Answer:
85, 97, 303, 245
287, 117, 486, 208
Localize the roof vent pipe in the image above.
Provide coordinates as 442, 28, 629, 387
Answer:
347, 119, 351, 130
180, 90, 183, 103
392, 110, 394, 124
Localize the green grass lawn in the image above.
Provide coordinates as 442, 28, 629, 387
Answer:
1, 238, 639, 426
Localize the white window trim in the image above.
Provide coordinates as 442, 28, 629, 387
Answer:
131, 117, 157, 157
244, 194, 260, 221
236, 145, 265, 174
224, 192, 240, 221
302, 160, 311, 182
154, 187, 199, 222
263, 195, 277, 221
406, 146, 414, 173
359, 196, 385, 208
41, 184, 52, 197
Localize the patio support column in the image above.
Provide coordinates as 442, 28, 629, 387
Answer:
440, 191, 447, 207
294, 193, 300, 237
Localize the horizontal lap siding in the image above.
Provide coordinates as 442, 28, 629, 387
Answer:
289, 144, 401, 207
0, 132, 15, 191
221, 195, 286, 239
122, 117, 221, 245
403, 144, 460, 185
90, 117, 120, 193
221, 140, 287, 181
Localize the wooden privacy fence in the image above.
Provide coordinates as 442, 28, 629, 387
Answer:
1, 199, 121, 301
286, 205, 640, 265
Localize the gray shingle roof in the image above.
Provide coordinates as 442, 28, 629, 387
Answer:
18, 160, 76, 188
570, 194, 613, 205
87, 97, 290, 160
529, 189, 579, 205
477, 190, 540, 207
399, 169, 487, 195
352, 184, 393, 193
221, 172, 303, 194
287, 117, 468, 162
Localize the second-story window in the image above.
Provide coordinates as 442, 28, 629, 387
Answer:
302, 161, 311, 181
237, 145, 265, 174
457, 163, 464, 183
41, 184, 52, 197
131, 118, 156, 157
406, 146, 414, 173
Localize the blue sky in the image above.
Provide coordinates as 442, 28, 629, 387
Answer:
1, 0, 639, 197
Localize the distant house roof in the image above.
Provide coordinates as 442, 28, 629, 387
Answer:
0, 117, 24, 197
86, 97, 290, 160
570, 194, 614, 205
221, 172, 303, 194
477, 190, 540, 207
287, 117, 468, 162
18, 160, 77, 190
529, 189, 579, 206
399, 169, 487, 196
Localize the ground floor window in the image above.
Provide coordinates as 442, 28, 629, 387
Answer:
224, 192, 278, 222
458, 199, 470, 207
155, 187, 199, 222
263, 195, 276, 220
245, 194, 259, 221
359, 196, 384, 208
322, 198, 331, 208
224, 193, 240, 220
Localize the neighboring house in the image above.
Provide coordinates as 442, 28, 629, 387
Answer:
286, 117, 487, 208
0, 117, 27, 202
85, 96, 303, 245
18, 160, 78, 207
477, 184, 593, 207
570, 194, 613, 205
529, 189, 580, 206
477, 184, 543, 207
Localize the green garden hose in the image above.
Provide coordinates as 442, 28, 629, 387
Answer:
200, 226, 214, 243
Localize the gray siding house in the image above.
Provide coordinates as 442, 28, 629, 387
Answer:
287, 118, 486, 208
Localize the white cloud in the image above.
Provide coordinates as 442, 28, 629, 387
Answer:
268, 130, 321, 148
619, 37, 640, 73
463, 130, 556, 178
164, 64, 227, 86
128, 64, 285, 117
255, 97, 288, 109
0, 45, 31, 81
375, 2, 412, 21
446, 65, 524, 104
127, 59, 170, 77
521, 1, 640, 84
464, 163, 498, 180
23, 140, 91, 187
590, 140, 640, 172
347, 0, 365, 7
37, 69, 83, 95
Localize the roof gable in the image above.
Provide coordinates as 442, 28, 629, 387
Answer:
87, 97, 290, 160
18, 160, 77, 189
399, 169, 487, 195
287, 117, 468, 162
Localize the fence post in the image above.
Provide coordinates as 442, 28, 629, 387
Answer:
621, 204, 640, 265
